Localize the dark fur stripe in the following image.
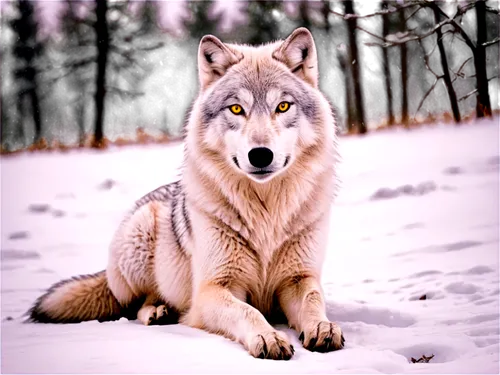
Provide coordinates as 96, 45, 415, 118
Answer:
285, 113, 299, 128
134, 180, 190, 252
170, 193, 183, 251
181, 191, 192, 237
134, 181, 180, 212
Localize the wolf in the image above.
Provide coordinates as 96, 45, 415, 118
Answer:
28, 27, 343, 360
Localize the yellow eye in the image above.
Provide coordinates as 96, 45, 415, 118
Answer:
230, 104, 243, 115
276, 101, 290, 113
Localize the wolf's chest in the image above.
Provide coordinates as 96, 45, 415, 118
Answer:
243, 257, 289, 322
243, 212, 292, 259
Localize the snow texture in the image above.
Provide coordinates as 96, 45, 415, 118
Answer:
1, 119, 499, 373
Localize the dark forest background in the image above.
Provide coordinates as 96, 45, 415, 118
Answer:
1, 0, 498, 152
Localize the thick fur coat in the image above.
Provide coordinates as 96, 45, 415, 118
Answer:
29, 27, 344, 360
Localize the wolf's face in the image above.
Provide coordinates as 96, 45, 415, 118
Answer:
194, 28, 327, 184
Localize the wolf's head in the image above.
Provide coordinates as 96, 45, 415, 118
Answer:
187, 28, 336, 185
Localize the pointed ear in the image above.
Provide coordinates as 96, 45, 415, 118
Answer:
198, 35, 243, 90
272, 28, 318, 88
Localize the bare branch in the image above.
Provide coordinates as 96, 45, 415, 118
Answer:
107, 85, 144, 99
331, 0, 459, 47
458, 88, 478, 102
331, 4, 413, 21
481, 39, 500, 46
417, 83, 436, 113
486, 5, 499, 14
418, 56, 452, 112
424, 61, 440, 79
356, 25, 386, 41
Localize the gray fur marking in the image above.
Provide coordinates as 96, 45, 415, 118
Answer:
201, 67, 318, 130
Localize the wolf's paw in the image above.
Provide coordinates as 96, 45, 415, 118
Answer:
299, 321, 344, 352
248, 330, 294, 360
137, 304, 171, 326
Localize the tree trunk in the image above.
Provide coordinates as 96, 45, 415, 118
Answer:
474, 0, 492, 117
338, 51, 355, 133
29, 86, 43, 143
400, 43, 409, 126
347, 21, 366, 133
383, 17, 394, 126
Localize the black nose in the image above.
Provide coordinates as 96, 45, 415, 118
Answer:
248, 147, 274, 169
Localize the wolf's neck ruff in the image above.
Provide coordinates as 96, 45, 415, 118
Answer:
28, 28, 344, 360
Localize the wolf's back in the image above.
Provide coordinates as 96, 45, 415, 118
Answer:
29, 271, 123, 323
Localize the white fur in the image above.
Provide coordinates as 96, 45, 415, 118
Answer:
32, 28, 343, 360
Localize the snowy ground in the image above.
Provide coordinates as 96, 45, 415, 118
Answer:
1, 119, 499, 374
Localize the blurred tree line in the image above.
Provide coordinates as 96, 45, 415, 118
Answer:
1, 0, 498, 152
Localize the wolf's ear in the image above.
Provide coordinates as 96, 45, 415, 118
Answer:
272, 28, 318, 88
198, 35, 243, 90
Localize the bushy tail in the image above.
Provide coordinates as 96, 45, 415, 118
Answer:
28, 271, 123, 323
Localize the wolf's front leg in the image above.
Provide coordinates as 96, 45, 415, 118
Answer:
185, 283, 294, 360
278, 274, 344, 352
183, 213, 294, 360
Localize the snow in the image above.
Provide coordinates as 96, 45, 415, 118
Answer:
1, 119, 499, 373
385, 30, 417, 46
